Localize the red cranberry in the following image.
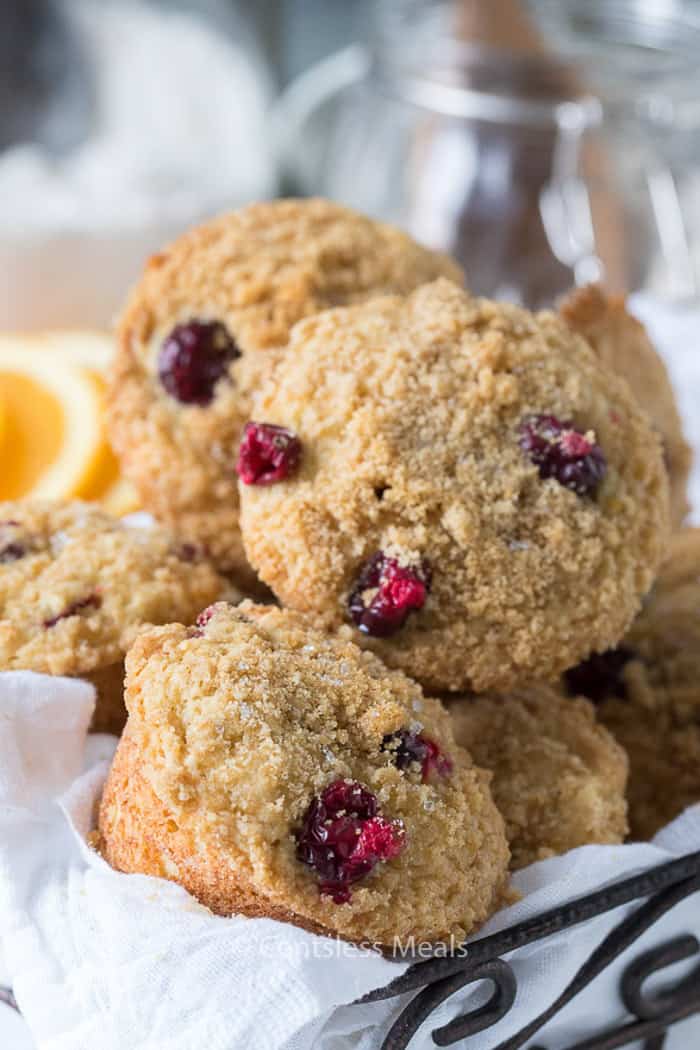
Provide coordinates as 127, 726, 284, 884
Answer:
382, 729, 453, 781
0, 522, 26, 563
0, 543, 26, 563
564, 647, 635, 703
295, 779, 405, 903
236, 422, 301, 485
319, 780, 378, 818
195, 602, 241, 631
348, 553, 430, 637
43, 593, 101, 629
158, 321, 240, 405
519, 414, 606, 497
175, 542, 201, 563
195, 605, 217, 628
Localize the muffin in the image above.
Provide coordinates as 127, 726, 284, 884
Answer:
0, 501, 228, 732
564, 528, 700, 838
448, 685, 628, 869
99, 602, 510, 946
561, 283, 691, 527
108, 199, 463, 587
238, 278, 669, 693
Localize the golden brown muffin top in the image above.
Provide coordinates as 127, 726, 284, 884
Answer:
0, 500, 226, 675
561, 283, 691, 527
122, 601, 509, 944
109, 199, 463, 581
240, 278, 669, 692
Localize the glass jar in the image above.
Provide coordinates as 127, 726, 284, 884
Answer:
274, 0, 700, 307
528, 0, 700, 302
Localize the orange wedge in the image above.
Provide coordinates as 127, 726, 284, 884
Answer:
0, 332, 136, 507
0, 394, 7, 452
0, 331, 140, 510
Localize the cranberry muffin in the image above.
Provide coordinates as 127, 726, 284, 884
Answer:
565, 528, 700, 839
448, 685, 628, 869
99, 602, 509, 946
238, 278, 669, 693
561, 284, 691, 527
0, 501, 228, 733
108, 199, 463, 587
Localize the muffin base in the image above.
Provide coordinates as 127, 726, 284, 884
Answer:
99, 725, 343, 939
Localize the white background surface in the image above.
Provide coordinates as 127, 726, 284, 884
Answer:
632, 295, 700, 521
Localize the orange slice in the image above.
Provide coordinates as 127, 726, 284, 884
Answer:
0, 339, 113, 501
0, 331, 141, 511
0, 394, 7, 452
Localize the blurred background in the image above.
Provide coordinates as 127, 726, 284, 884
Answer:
1, 0, 699, 520
3, 0, 700, 329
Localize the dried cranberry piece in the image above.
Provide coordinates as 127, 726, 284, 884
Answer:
348, 553, 430, 637
0, 521, 26, 563
319, 779, 378, 819
519, 414, 606, 497
0, 543, 26, 563
295, 779, 405, 903
195, 605, 217, 628
175, 542, 201, 563
382, 729, 453, 781
564, 647, 635, 703
43, 593, 102, 629
158, 320, 240, 405
236, 422, 302, 485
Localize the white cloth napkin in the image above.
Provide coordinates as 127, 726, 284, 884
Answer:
0, 671, 698, 1050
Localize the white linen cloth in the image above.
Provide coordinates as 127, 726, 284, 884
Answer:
0, 671, 698, 1050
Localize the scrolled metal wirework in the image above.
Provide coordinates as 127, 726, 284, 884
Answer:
382, 958, 517, 1050
621, 934, 700, 1020
357, 850, 700, 1050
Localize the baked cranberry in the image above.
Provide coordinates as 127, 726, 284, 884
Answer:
0, 522, 26, 563
319, 780, 377, 818
382, 729, 453, 781
195, 605, 217, 628
175, 542, 200, 563
43, 593, 101, 629
565, 647, 635, 703
0, 543, 26, 563
519, 414, 606, 497
158, 321, 240, 405
348, 553, 430, 637
236, 422, 302, 485
296, 779, 405, 903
